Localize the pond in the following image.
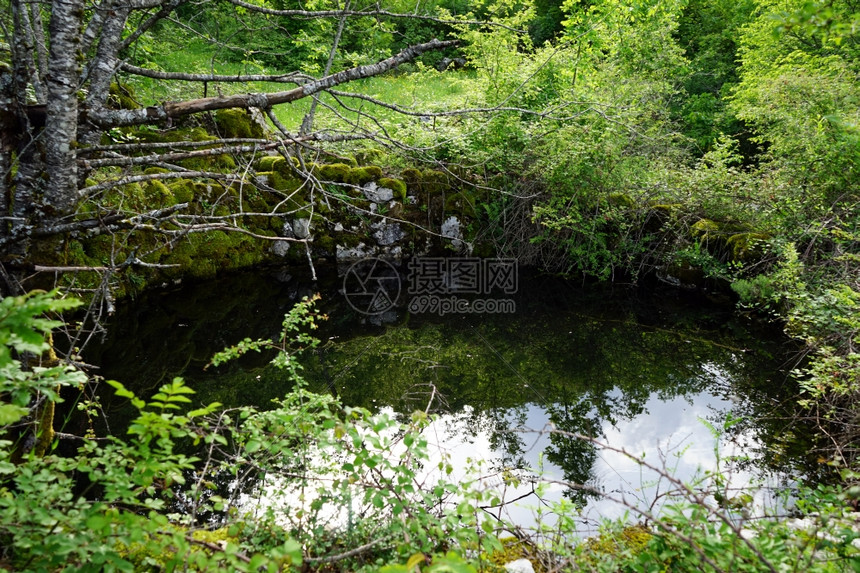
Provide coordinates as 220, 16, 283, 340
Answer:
81, 261, 816, 531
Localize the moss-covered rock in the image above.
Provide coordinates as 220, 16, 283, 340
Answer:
255, 171, 301, 193
690, 218, 722, 238
143, 180, 176, 208
378, 177, 407, 201
580, 524, 652, 568
169, 179, 196, 204
444, 191, 477, 219
256, 155, 283, 172
214, 108, 265, 139
134, 126, 215, 144
607, 192, 635, 208
179, 152, 236, 171
346, 165, 383, 185
400, 168, 422, 186
486, 537, 545, 573
354, 148, 383, 165
318, 163, 352, 183
727, 232, 770, 262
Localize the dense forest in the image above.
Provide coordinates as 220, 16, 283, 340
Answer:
0, 0, 858, 570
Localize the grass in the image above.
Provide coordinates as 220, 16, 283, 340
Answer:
124, 38, 472, 139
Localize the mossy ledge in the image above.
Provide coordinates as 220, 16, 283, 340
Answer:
40, 128, 493, 299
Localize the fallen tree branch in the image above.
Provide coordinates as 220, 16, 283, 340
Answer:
90, 39, 459, 128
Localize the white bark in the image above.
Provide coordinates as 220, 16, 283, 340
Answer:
85, 2, 130, 109
42, 0, 85, 215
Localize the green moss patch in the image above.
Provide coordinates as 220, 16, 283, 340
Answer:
346, 165, 383, 185
108, 82, 140, 110
214, 108, 265, 139
378, 177, 407, 201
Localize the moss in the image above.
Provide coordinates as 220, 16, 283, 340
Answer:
169, 179, 196, 204
179, 153, 236, 171
486, 537, 545, 573
143, 167, 170, 175
83, 235, 116, 262
135, 126, 215, 144
444, 191, 477, 219
378, 177, 407, 201
119, 524, 240, 569
256, 171, 282, 190
400, 168, 422, 185
143, 180, 177, 208
354, 148, 383, 165
580, 524, 652, 567
607, 193, 635, 208
214, 108, 265, 139
346, 165, 383, 185
727, 232, 770, 262
314, 233, 337, 254
257, 155, 283, 172
104, 182, 146, 211
422, 169, 447, 188
318, 163, 352, 183
690, 218, 722, 238
163, 231, 262, 279
108, 82, 139, 110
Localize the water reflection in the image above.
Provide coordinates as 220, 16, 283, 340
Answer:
82, 264, 814, 520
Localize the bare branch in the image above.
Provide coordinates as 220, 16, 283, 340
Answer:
89, 39, 459, 127
225, 0, 526, 33
119, 62, 310, 84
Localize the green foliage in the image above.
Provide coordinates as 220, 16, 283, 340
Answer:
0, 292, 509, 571
0, 291, 84, 432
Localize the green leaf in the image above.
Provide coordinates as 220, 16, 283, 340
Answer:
0, 403, 29, 425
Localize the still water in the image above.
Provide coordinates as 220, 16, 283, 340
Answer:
83, 263, 814, 529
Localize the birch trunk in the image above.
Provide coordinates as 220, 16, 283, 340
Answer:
42, 0, 85, 217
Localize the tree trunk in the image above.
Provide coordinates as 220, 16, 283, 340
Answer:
42, 0, 85, 217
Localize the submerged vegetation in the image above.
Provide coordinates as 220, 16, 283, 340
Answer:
1, 0, 859, 569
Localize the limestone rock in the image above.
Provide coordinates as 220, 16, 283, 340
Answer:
270, 240, 291, 257
373, 221, 406, 246
292, 218, 311, 239
362, 181, 394, 203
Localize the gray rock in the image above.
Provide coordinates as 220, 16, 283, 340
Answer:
441, 216, 472, 254
336, 243, 374, 261
373, 222, 406, 246
362, 181, 394, 203
282, 221, 295, 239
333, 222, 344, 232
292, 218, 311, 239
441, 215, 462, 241
270, 240, 291, 257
